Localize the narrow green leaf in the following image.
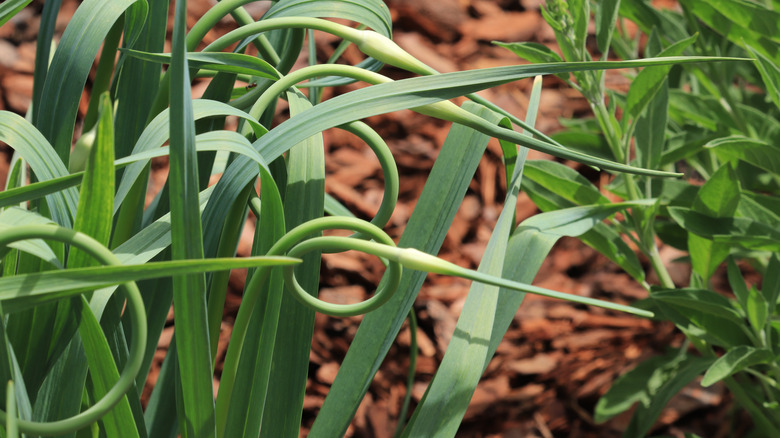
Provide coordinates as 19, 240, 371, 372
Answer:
0, 0, 32, 28
727, 258, 751, 311
652, 290, 750, 348
75, 295, 139, 438
522, 160, 609, 206
0, 208, 61, 269
701, 346, 773, 387
114, 99, 265, 212
626, 34, 697, 119
634, 76, 668, 170
0, 111, 77, 227
34, 0, 137, 164
747, 45, 780, 112
260, 90, 325, 437
688, 163, 740, 280
595, 0, 621, 55
121, 49, 280, 80
681, 0, 780, 63
68, 92, 115, 268
745, 286, 768, 332
652, 288, 743, 323
595, 349, 712, 431
492, 42, 566, 79
705, 135, 780, 174
113, 0, 169, 160
520, 200, 655, 237
0, 256, 297, 313
669, 207, 780, 251
168, 0, 215, 435
402, 102, 509, 437
310, 102, 494, 437
763, 254, 780, 306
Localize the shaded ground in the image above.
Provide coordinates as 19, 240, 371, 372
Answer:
0, 1, 748, 437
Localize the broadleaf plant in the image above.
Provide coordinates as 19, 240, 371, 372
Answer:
0, 0, 754, 436
503, 0, 780, 436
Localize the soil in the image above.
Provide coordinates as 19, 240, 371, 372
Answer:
0, 1, 747, 437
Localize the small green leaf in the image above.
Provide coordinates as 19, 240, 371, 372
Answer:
595, 0, 620, 56
595, 348, 712, 433
763, 254, 780, 306
688, 163, 740, 280
705, 135, 780, 174
493, 42, 567, 79
627, 34, 697, 119
0, 208, 62, 268
652, 288, 743, 323
522, 160, 609, 206
727, 258, 750, 310
121, 49, 281, 80
745, 286, 769, 332
69, 92, 115, 269
747, 45, 780, 112
520, 200, 654, 237
669, 207, 780, 252
652, 289, 750, 347
634, 75, 668, 170
701, 346, 773, 387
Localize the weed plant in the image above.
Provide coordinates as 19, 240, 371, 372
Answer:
0, 0, 766, 437
502, 0, 780, 436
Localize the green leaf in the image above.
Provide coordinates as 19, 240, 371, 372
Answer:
260, 89, 325, 438
688, 163, 740, 280
0, 256, 298, 313
652, 289, 750, 347
75, 295, 139, 438
68, 92, 115, 269
114, 99, 266, 212
727, 258, 751, 311
0, 0, 32, 28
0, 208, 61, 269
34, 0, 137, 165
402, 91, 519, 438
519, 200, 655, 237
310, 102, 494, 437
168, 0, 215, 435
705, 135, 780, 174
747, 45, 780, 112
0, 111, 78, 227
652, 288, 742, 324
738, 191, 780, 227
596, 349, 712, 438
681, 0, 780, 64
248, 56, 741, 177
595, 0, 621, 55
669, 207, 780, 251
693, 0, 780, 43
121, 49, 281, 81
626, 34, 697, 119
701, 346, 773, 386
522, 160, 609, 206
745, 285, 769, 332
634, 75, 668, 170
763, 254, 780, 307
492, 42, 567, 79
